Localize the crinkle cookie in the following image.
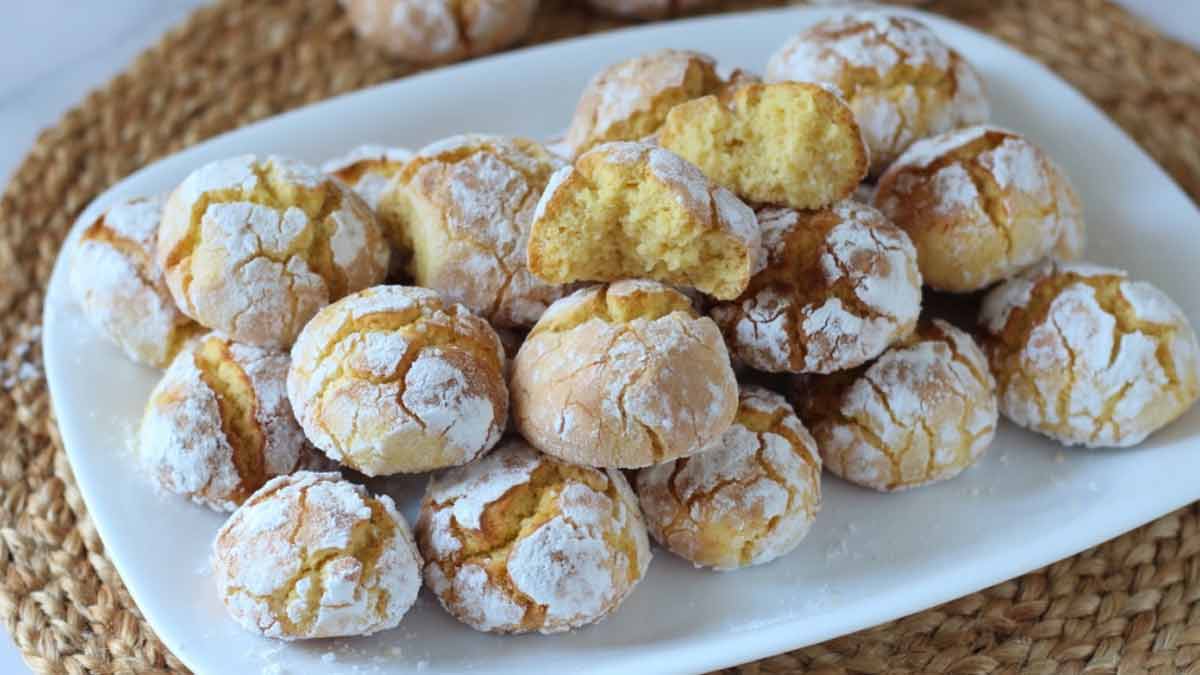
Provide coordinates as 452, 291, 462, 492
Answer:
511, 280, 738, 468
528, 141, 760, 301
157, 155, 389, 347
659, 81, 869, 209
710, 201, 921, 374
980, 260, 1200, 448
379, 134, 572, 327
341, 0, 538, 64
212, 472, 422, 639
636, 385, 821, 570
564, 49, 725, 157
287, 286, 508, 476
796, 319, 998, 491
766, 11, 989, 174
70, 195, 201, 367
140, 333, 323, 511
416, 439, 650, 634
873, 126, 1083, 292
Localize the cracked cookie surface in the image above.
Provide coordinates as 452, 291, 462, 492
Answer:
140, 333, 323, 511
564, 49, 724, 157
157, 155, 390, 348
213, 471, 422, 639
711, 201, 921, 374
70, 195, 202, 367
795, 319, 998, 492
416, 439, 650, 634
636, 385, 821, 570
528, 141, 760, 301
766, 11, 989, 175
340, 0, 538, 64
288, 285, 508, 476
659, 81, 869, 209
379, 134, 571, 327
511, 280, 739, 468
980, 260, 1200, 448
873, 125, 1083, 292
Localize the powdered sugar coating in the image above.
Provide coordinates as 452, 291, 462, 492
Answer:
157, 155, 389, 348
765, 12, 989, 173
417, 440, 651, 634
323, 145, 413, 211
341, 0, 538, 64
711, 201, 921, 374
512, 281, 739, 468
386, 134, 572, 327
140, 334, 319, 511
874, 126, 1079, 292
287, 286, 507, 476
213, 472, 422, 639
799, 320, 998, 492
979, 261, 1200, 447
637, 386, 822, 570
70, 195, 200, 368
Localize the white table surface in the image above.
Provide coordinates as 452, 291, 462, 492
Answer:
0, 1, 1195, 672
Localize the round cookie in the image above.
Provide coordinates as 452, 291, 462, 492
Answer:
70, 195, 201, 368
873, 126, 1084, 293
979, 260, 1200, 448
766, 11, 989, 174
636, 385, 821, 571
583, 0, 709, 20
564, 49, 724, 157
528, 141, 760, 301
287, 285, 507, 476
140, 333, 321, 511
416, 439, 651, 634
379, 134, 572, 328
795, 319, 998, 492
340, 0, 538, 64
213, 471, 422, 639
511, 280, 738, 468
157, 155, 390, 348
710, 201, 921, 374
658, 81, 869, 209
323, 145, 413, 211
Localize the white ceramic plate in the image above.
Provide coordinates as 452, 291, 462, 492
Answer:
42, 6, 1200, 675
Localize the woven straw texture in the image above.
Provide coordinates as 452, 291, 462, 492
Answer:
2, 0, 1198, 673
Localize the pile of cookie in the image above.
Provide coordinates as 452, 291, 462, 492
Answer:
70, 12, 1200, 643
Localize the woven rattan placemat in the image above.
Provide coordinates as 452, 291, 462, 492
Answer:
2, 0, 1198, 673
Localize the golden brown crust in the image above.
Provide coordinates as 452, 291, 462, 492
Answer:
794, 319, 998, 492
873, 126, 1081, 293
340, 0, 538, 64
658, 81, 869, 209
510, 281, 739, 468
710, 201, 921, 374
635, 385, 821, 570
416, 439, 651, 634
979, 260, 1200, 448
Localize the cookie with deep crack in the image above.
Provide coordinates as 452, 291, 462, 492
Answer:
710, 201, 921, 374
636, 385, 821, 570
794, 319, 998, 491
527, 141, 760, 301
140, 333, 323, 511
287, 285, 508, 476
658, 81, 869, 209
70, 194, 203, 368
340, 0, 538, 64
510, 280, 738, 468
416, 439, 650, 634
980, 260, 1200, 448
766, 11, 989, 175
379, 134, 572, 327
213, 471, 422, 639
157, 155, 390, 348
873, 126, 1084, 293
